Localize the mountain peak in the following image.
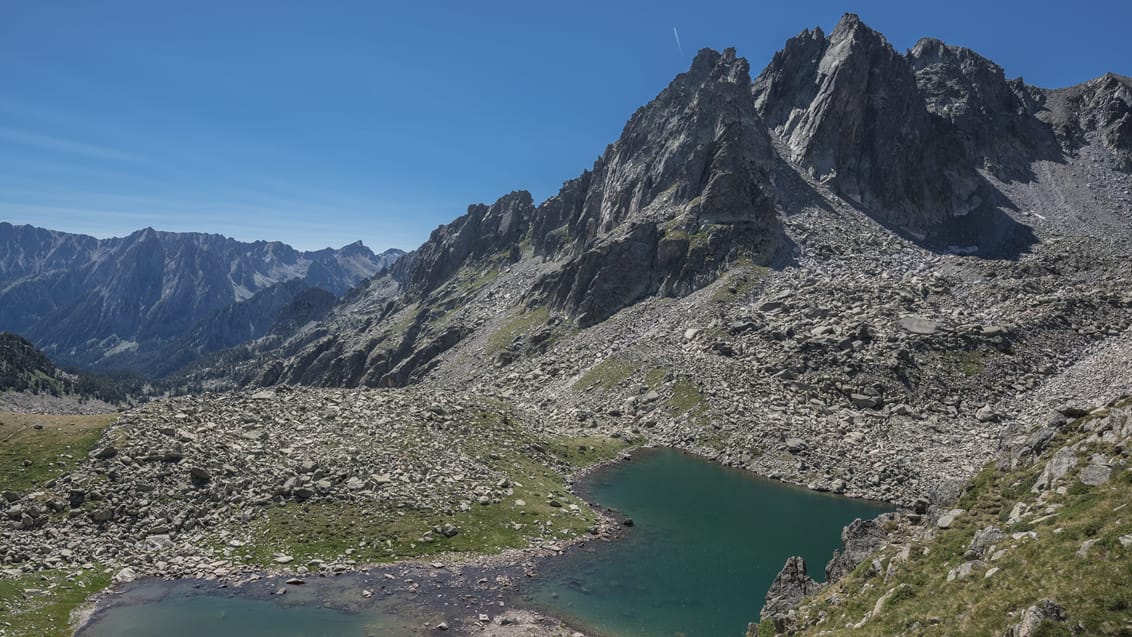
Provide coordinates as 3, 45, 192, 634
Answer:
683, 47, 751, 89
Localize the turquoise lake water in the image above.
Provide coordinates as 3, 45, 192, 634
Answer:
526, 448, 892, 637
78, 447, 891, 637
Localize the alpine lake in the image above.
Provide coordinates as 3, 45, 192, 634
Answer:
78, 448, 892, 637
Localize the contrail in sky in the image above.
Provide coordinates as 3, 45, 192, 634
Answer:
673, 27, 683, 56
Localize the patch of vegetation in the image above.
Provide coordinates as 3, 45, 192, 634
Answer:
711, 265, 770, 304
754, 618, 777, 637
0, 568, 110, 637
545, 436, 633, 467
644, 367, 669, 390
237, 451, 598, 567
573, 357, 637, 392
787, 401, 1132, 636
941, 348, 994, 377
486, 306, 550, 355
0, 412, 116, 493
669, 377, 706, 416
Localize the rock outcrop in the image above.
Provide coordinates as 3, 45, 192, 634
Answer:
908, 38, 1060, 180
1042, 73, 1132, 171
762, 556, 822, 623
752, 14, 983, 238
824, 517, 890, 582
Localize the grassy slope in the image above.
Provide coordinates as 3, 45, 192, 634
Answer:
0, 569, 110, 637
760, 402, 1132, 637
0, 412, 116, 495
0, 411, 116, 637
217, 418, 633, 568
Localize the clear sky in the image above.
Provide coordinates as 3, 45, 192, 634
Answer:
1, 1, 1129, 251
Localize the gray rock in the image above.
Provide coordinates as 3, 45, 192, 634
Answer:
1079, 464, 1112, 486
937, 509, 965, 529
967, 526, 1004, 560
1002, 599, 1068, 637
897, 316, 943, 335
762, 556, 822, 621
947, 560, 984, 581
1077, 539, 1099, 558
1032, 447, 1078, 492
825, 518, 888, 582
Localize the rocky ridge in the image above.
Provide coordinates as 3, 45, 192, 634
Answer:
165, 14, 1132, 511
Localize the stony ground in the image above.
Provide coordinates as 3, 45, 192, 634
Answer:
418, 157, 1132, 510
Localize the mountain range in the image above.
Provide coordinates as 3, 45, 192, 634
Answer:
0, 222, 402, 375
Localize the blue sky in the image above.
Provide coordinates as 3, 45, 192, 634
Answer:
2, 1, 1129, 251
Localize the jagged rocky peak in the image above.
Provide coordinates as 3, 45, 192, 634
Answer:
1043, 72, 1132, 170
908, 37, 1059, 179
403, 47, 784, 325
580, 46, 777, 232
405, 190, 535, 298
752, 13, 983, 237
527, 47, 784, 325
531, 47, 779, 257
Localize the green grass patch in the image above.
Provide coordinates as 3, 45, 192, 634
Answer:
942, 349, 994, 377
237, 451, 598, 567
644, 367, 669, 390
711, 265, 770, 304
574, 357, 637, 392
486, 306, 550, 355
669, 378, 706, 416
545, 436, 633, 468
0, 412, 116, 493
0, 568, 110, 637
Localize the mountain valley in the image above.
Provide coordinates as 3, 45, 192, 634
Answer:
2, 12, 1132, 637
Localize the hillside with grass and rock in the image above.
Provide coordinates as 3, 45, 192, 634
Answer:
754, 390, 1132, 636
1, 12, 1131, 637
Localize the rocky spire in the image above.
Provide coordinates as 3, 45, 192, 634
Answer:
752, 13, 984, 237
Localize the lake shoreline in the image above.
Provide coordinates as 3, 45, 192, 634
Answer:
73, 446, 896, 637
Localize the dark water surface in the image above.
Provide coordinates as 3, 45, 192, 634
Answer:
526, 448, 893, 637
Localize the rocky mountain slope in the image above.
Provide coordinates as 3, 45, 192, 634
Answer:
0, 223, 402, 374
175, 14, 1132, 506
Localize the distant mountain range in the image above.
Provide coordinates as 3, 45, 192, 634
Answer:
0, 223, 402, 375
